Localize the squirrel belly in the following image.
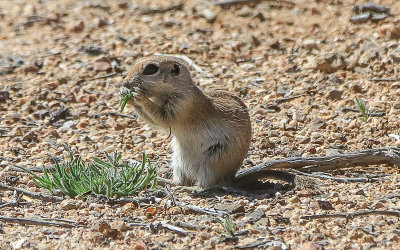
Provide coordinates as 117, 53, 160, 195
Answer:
170, 112, 250, 187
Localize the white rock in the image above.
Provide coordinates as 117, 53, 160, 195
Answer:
302, 39, 318, 50
201, 9, 216, 22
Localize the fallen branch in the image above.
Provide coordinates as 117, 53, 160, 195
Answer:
127, 222, 149, 228
174, 221, 205, 230
0, 201, 30, 208
90, 72, 117, 81
0, 183, 63, 203
290, 169, 384, 183
139, 3, 183, 15
107, 197, 162, 206
0, 216, 85, 228
274, 95, 304, 104
13, 16, 59, 30
369, 78, 399, 82
0, 192, 23, 209
127, 221, 188, 236
176, 202, 228, 217
93, 112, 137, 120
301, 210, 400, 221
237, 239, 287, 249
165, 185, 178, 206
367, 112, 386, 117
236, 147, 400, 178
214, 0, 295, 8
13, 165, 55, 173
387, 193, 400, 198
40, 217, 82, 224
341, 108, 385, 117
152, 222, 188, 236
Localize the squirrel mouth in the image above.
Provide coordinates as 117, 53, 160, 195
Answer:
119, 86, 147, 97
119, 86, 131, 97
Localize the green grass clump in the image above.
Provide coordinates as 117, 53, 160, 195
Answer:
120, 93, 133, 112
18, 152, 157, 198
355, 97, 369, 122
217, 215, 236, 237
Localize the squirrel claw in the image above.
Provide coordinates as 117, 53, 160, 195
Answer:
131, 91, 147, 104
119, 87, 131, 97
133, 87, 144, 94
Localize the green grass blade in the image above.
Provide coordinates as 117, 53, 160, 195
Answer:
120, 93, 132, 112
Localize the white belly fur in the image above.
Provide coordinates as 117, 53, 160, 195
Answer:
170, 120, 248, 187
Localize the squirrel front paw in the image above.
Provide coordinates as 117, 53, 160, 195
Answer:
119, 87, 131, 97
131, 87, 148, 104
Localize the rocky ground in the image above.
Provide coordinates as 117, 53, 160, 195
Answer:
1, 0, 400, 249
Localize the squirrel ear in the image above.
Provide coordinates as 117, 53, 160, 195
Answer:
171, 64, 180, 76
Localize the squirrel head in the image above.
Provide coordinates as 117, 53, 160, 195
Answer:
121, 55, 194, 98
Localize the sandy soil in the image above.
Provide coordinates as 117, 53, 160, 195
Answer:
1, 0, 400, 249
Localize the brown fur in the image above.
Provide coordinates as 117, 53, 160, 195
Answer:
120, 55, 296, 188
120, 55, 251, 187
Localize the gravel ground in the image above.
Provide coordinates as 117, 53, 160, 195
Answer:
1, 0, 400, 249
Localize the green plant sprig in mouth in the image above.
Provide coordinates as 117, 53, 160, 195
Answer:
120, 93, 133, 112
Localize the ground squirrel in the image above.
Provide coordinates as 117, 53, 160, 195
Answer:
120, 55, 296, 188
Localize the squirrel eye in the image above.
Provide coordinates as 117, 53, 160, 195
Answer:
171, 64, 180, 76
143, 64, 159, 75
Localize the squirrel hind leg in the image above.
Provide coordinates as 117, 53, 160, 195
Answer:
172, 167, 194, 186
193, 162, 236, 188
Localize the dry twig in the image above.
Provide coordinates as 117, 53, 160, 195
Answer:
301, 210, 400, 221
274, 95, 305, 104
0, 191, 23, 209
290, 169, 384, 183
90, 72, 117, 81
152, 222, 188, 236
127, 221, 188, 236
0, 183, 63, 203
214, 0, 295, 8
139, 3, 183, 15
369, 78, 399, 82
165, 185, 177, 206
12, 165, 55, 173
40, 217, 81, 224
0, 201, 30, 208
93, 112, 137, 120
176, 202, 228, 217
13, 16, 59, 30
0, 216, 85, 228
341, 107, 385, 117
174, 221, 205, 230
127, 222, 149, 228
107, 197, 161, 206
